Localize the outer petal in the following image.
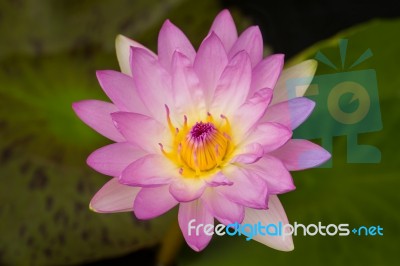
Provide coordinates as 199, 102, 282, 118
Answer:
208, 9, 238, 52
244, 122, 292, 153
211, 51, 252, 116
232, 88, 273, 142
262, 97, 315, 130
169, 178, 206, 202
111, 112, 166, 153
115, 34, 156, 75
87, 142, 145, 177
90, 178, 140, 213
72, 100, 124, 142
269, 139, 331, 170
178, 200, 214, 252
218, 165, 268, 209
130, 47, 173, 122
96, 70, 149, 114
120, 154, 176, 187
202, 190, 244, 225
171, 51, 206, 119
272, 59, 317, 105
158, 20, 196, 71
194, 32, 228, 104
247, 155, 295, 194
134, 186, 178, 219
250, 54, 284, 95
228, 26, 263, 67
242, 195, 294, 251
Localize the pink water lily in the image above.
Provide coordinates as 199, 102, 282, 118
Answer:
73, 9, 330, 252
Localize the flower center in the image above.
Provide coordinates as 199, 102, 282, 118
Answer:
160, 105, 232, 177
181, 122, 228, 172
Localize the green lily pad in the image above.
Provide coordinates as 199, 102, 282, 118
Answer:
178, 19, 400, 265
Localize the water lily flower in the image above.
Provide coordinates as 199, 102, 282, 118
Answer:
72, 9, 330, 252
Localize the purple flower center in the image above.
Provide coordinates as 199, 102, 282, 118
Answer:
189, 122, 216, 140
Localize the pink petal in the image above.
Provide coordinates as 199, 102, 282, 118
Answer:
204, 172, 233, 187
111, 112, 166, 153
169, 178, 206, 202
133, 186, 178, 219
120, 154, 176, 187
262, 97, 315, 130
211, 51, 252, 116
250, 54, 284, 95
96, 70, 149, 114
218, 165, 268, 209
231, 143, 264, 164
90, 178, 139, 213
87, 142, 145, 177
269, 139, 331, 170
115, 34, 156, 75
194, 32, 228, 104
130, 47, 173, 122
248, 155, 295, 194
202, 190, 244, 225
242, 195, 294, 251
272, 59, 317, 105
208, 9, 238, 52
171, 51, 205, 118
228, 26, 263, 67
232, 88, 273, 141
245, 122, 292, 153
178, 200, 214, 252
158, 20, 196, 72
72, 100, 124, 142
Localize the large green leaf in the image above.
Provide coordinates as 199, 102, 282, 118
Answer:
0, 0, 252, 265
178, 19, 400, 265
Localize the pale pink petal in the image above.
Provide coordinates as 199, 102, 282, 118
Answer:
178, 200, 214, 252
111, 112, 166, 153
204, 172, 233, 187
243, 195, 294, 251
244, 122, 292, 153
218, 165, 268, 209
87, 142, 145, 177
269, 139, 331, 170
202, 190, 244, 225
96, 70, 149, 114
130, 47, 173, 122
169, 178, 206, 202
228, 26, 263, 67
250, 54, 284, 95
232, 88, 273, 141
120, 154, 176, 187
90, 178, 140, 213
262, 97, 315, 130
171, 51, 206, 118
194, 32, 228, 104
115, 34, 156, 75
231, 143, 264, 164
133, 186, 178, 219
272, 59, 317, 105
72, 100, 124, 142
158, 20, 196, 71
211, 51, 252, 116
247, 155, 295, 194
208, 9, 238, 52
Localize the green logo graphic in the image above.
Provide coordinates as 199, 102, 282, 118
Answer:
287, 40, 382, 167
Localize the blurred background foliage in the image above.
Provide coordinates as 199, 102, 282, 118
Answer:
0, 0, 399, 265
